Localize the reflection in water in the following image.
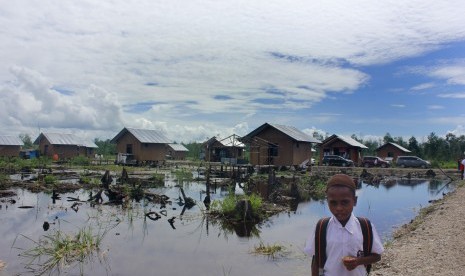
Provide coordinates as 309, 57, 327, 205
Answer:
0, 175, 456, 276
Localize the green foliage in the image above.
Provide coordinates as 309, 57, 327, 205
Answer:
19, 133, 35, 149
172, 169, 193, 183
149, 173, 165, 186
94, 138, 117, 156
248, 193, 263, 212
44, 175, 57, 185
71, 156, 91, 166
211, 193, 263, 219
15, 226, 109, 275
183, 142, 202, 160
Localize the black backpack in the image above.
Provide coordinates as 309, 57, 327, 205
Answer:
314, 217, 374, 275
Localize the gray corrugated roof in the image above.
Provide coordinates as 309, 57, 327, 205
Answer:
336, 135, 368, 149
0, 135, 24, 146
168, 143, 189, 151
34, 133, 97, 148
269, 124, 321, 143
112, 128, 172, 144
388, 142, 411, 153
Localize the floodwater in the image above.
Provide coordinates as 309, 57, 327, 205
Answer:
0, 174, 454, 276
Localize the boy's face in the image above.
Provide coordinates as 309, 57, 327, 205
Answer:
326, 186, 357, 225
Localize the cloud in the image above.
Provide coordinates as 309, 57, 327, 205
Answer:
0, 66, 123, 133
1, 1, 465, 141
391, 104, 406, 108
427, 105, 444, 110
411, 82, 435, 91
438, 93, 465, 98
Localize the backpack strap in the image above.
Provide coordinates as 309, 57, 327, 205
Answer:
357, 217, 374, 274
314, 217, 330, 275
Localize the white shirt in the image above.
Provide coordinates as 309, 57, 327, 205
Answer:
304, 214, 384, 276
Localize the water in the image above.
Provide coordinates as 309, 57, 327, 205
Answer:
0, 177, 454, 276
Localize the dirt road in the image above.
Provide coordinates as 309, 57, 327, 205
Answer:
372, 181, 465, 276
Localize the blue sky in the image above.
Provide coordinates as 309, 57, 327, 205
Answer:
1, 1, 465, 143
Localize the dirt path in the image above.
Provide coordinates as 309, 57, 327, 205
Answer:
372, 181, 465, 276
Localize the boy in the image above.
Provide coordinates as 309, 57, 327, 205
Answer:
304, 174, 384, 276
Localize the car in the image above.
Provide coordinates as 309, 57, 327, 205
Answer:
321, 155, 354, 167
396, 156, 431, 168
362, 156, 390, 168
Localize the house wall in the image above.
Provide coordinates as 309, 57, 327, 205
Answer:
0, 145, 21, 157
320, 140, 363, 165
38, 139, 81, 159
249, 127, 312, 166
376, 145, 410, 160
115, 132, 167, 161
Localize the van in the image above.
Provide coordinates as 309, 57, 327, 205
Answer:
396, 156, 431, 168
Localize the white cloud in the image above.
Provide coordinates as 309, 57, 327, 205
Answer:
411, 82, 435, 91
438, 92, 465, 98
427, 105, 444, 110
1, 1, 465, 141
0, 66, 123, 134
391, 104, 406, 108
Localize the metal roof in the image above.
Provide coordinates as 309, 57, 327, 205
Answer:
242, 123, 321, 143
0, 135, 24, 146
325, 134, 368, 149
168, 143, 189, 151
377, 142, 411, 153
34, 133, 97, 148
112, 128, 172, 144
269, 124, 321, 143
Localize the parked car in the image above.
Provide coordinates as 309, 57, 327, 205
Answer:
362, 156, 390, 168
321, 155, 354, 167
396, 156, 431, 168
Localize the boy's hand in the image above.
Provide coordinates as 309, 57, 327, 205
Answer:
342, 256, 359, 271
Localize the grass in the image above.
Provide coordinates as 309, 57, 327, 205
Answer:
14, 226, 111, 275
252, 241, 286, 259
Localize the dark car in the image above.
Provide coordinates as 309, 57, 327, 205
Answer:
396, 156, 431, 168
321, 155, 354, 167
362, 156, 390, 168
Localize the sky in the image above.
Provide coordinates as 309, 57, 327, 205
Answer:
1, 0, 465, 144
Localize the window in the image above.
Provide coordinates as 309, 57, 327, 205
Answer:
126, 144, 133, 154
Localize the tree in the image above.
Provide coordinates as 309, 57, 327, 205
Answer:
383, 133, 394, 144
408, 136, 421, 157
19, 133, 34, 149
94, 138, 117, 156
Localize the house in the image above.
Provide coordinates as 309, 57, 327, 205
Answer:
111, 127, 172, 163
0, 136, 24, 157
33, 133, 97, 159
201, 134, 245, 164
319, 134, 368, 165
167, 143, 189, 160
241, 123, 320, 167
376, 142, 411, 161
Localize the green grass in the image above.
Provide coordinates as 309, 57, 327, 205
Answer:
15, 226, 110, 275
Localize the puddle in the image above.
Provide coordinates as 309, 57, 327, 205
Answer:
0, 173, 455, 276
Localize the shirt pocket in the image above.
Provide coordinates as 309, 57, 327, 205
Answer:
347, 232, 364, 256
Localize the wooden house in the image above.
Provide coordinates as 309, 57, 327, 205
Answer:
376, 142, 411, 161
241, 123, 320, 167
111, 127, 172, 163
319, 134, 368, 165
167, 143, 189, 160
0, 136, 24, 157
201, 134, 245, 164
33, 133, 97, 159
